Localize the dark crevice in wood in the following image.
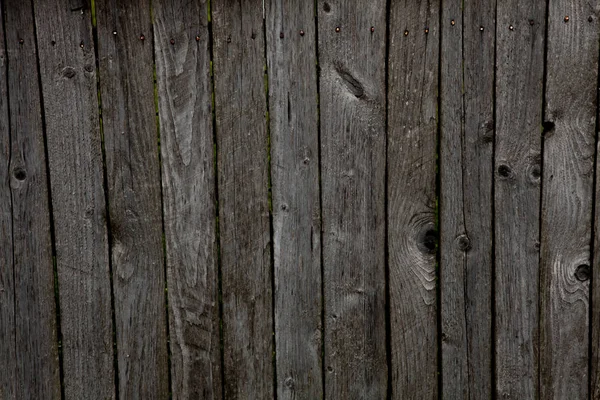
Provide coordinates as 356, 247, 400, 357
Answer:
313, 0, 326, 397
30, 0, 65, 397
436, 0, 443, 396
89, 1, 119, 397
206, 2, 225, 398
491, 0, 498, 397
261, 11, 277, 400
148, 2, 174, 397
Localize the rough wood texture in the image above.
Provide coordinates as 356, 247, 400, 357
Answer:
212, 0, 274, 398
318, 1, 387, 398
32, 1, 114, 398
3, 1, 60, 398
265, 1, 322, 399
153, 0, 221, 398
494, 0, 545, 397
440, 0, 494, 398
95, 0, 170, 398
387, 0, 439, 398
541, 2, 599, 398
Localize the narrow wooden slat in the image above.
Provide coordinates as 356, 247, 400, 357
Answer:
265, 1, 322, 398
211, 0, 274, 398
317, 1, 387, 398
387, 1, 439, 398
440, 0, 494, 397
0, 3, 16, 397
3, 1, 60, 398
153, 0, 221, 398
32, 1, 114, 398
95, 0, 169, 397
494, 1, 545, 397
541, 3, 599, 398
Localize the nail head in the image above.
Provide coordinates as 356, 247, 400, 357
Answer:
564, 16, 570, 22
404, 30, 409, 36
170, 38, 175, 45
335, 26, 340, 33
300, 30, 305, 36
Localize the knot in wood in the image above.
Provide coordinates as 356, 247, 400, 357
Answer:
13, 167, 27, 181
575, 264, 590, 281
456, 234, 471, 252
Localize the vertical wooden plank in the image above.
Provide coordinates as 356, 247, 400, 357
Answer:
3, 1, 61, 398
541, 3, 599, 398
494, 0, 545, 397
211, 0, 273, 398
265, 1, 322, 399
317, 1, 387, 398
95, 0, 169, 398
440, 0, 494, 397
32, 1, 115, 398
153, 0, 221, 398
0, 3, 16, 397
387, 0, 439, 398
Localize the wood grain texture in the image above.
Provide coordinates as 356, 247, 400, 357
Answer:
387, 0, 439, 398
265, 1, 322, 399
153, 0, 221, 398
494, 0, 545, 397
440, 0, 494, 397
211, 0, 274, 398
317, 1, 387, 398
3, 1, 60, 398
32, 1, 115, 398
0, 3, 16, 397
95, 0, 169, 398
541, 2, 599, 398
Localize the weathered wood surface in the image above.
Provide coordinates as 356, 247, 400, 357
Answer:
32, 1, 114, 398
387, 0, 439, 398
540, 2, 599, 398
3, 1, 60, 398
318, 1, 387, 398
153, 0, 222, 398
211, 0, 274, 398
440, 0, 494, 398
265, 1, 322, 399
95, 0, 169, 398
494, 0, 546, 397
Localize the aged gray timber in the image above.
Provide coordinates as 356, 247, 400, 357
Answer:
95, 0, 169, 398
318, 0, 387, 398
153, 0, 221, 398
212, 0, 274, 398
440, 0, 494, 397
540, 3, 598, 398
494, 0, 545, 397
387, 0, 439, 398
265, 0, 322, 399
0, 3, 16, 397
32, 1, 114, 398
3, 1, 60, 398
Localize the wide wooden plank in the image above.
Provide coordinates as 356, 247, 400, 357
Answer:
494, 1, 545, 397
3, 1, 60, 398
265, 1, 322, 399
317, 1, 387, 398
211, 0, 274, 398
32, 1, 115, 398
540, 3, 599, 398
95, 0, 169, 398
153, 0, 221, 398
387, 0, 439, 398
440, 0, 494, 397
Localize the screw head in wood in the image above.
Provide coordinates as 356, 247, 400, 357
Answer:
80, 41, 84, 48
300, 30, 305, 36
19, 38, 24, 44
280, 32, 284, 39
480, 26, 484, 31
196, 35, 200, 41
370, 26, 375, 33
509, 25, 514, 30
451, 19, 455, 26
404, 30, 409, 36
564, 15, 569, 22
113, 31, 117, 35
140, 34, 145, 41
170, 38, 175, 45
227, 37, 231, 43
424, 27, 429, 34
335, 26, 340, 33
529, 19, 535, 25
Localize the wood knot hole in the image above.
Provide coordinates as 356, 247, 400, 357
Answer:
420, 229, 438, 254
456, 234, 471, 252
13, 167, 27, 181
323, 2, 331, 12
542, 120, 555, 135
575, 264, 590, 281
497, 164, 512, 178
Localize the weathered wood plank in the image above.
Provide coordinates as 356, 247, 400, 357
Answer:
541, 3, 599, 398
95, 1, 169, 398
153, 0, 221, 398
3, 1, 60, 398
494, 1, 545, 397
317, 1, 387, 398
32, 1, 114, 398
211, 0, 274, 398
387, 0, 439, 398
440, 0, 494, 397
265, 1, 322, 399
0, 3, 16, 397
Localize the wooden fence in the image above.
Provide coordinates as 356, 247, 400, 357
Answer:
1, 0, 600, 398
